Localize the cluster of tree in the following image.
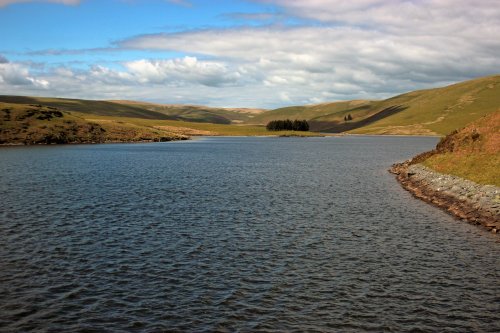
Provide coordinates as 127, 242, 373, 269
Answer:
266, 119, 310, 131
344, 114, 353, 121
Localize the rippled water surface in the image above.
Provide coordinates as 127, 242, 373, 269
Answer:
0, 136, 498, 332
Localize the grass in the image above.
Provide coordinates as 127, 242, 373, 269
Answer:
249, 100, 374, 128
0, 95, 265, 125
249, 74, 500, 136
0, 102, 185, 144
1, 74, 499, 140
74, 113, 321, 137
0, 102, 106, 144
350, 75, 500, 135
422, 153, 500, 186
420, 111, 500, 186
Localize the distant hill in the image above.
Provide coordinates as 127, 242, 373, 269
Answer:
108, 100, 265, 124
1, 74, 498, 137
249, 75, 500, 136
0, 96, 266, 125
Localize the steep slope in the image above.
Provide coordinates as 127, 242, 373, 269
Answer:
389, 111, 499, 231
249, 100, 374, 127
418, 111, 499, 186
350, 75, 500, 135
249, 75, 500, 135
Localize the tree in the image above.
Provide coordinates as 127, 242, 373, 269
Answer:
266, 119, 309, 131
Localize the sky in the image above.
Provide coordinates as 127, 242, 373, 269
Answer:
0, 0, 499, 108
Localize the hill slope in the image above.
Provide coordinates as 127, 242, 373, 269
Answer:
250, 75, 500, 136
0, 102, 186, 144
0, 96, 265, 125
1, 74, 498, 138
418, 111, 499, 186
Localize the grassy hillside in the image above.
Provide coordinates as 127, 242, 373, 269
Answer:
75, 113, 319, 137
109, 100, 265, 124
0, 96, 265, 125
351, 75, 500, 136
249, 100, 373, 126
250, 75, 500, 136
0, 100, 316, 144
416, 111, 499, 186
0, 102, 186, 144
1, 74, 498, 141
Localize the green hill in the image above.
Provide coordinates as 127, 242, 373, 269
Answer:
249, 100, 373, 125
0, 96, 265, 125
249, 75, 500, 136
0, 102, 187, 144
1, 74, 498, 140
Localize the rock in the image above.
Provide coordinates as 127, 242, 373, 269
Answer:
390, 162, 499, 234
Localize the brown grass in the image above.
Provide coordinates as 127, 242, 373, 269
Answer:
421, 111, 500, 186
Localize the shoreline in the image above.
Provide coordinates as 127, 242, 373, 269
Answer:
0, 132, 334, 146
0, 132, 437, 146
390, 162, 500, 234
0, 136, 190, 146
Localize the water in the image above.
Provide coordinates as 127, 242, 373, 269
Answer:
0, 136, 498, 332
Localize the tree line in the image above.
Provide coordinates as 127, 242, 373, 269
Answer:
266, 119, 310, 131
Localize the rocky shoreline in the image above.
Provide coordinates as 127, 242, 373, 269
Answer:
390, 162, 500, 234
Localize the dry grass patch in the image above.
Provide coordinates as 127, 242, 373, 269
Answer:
421, 111, 499, 186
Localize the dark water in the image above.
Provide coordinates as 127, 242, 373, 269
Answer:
0, 136, 498, 333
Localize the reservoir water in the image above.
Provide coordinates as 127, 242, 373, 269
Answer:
0, 136, 498, 332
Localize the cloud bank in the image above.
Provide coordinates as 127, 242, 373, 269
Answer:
1, 0, 499, 107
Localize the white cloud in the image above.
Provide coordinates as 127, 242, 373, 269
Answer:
111, 0, 500, 106
124, 57, 241, 87
0, 0, 80, 7
0, 62, 50, 89
2, 0, 500, 108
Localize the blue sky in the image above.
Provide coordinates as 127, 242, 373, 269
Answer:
1, 0, 499, 108
2, 1, 271, 63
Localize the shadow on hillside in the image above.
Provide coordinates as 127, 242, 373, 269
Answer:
0, 95, 235, 124
310, 105, 407, 133
0, 95, 176, 120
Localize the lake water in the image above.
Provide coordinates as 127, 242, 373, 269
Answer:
0, 136, 498, 332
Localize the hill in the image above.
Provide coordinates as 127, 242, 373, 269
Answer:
249, 75, 500, 136
417, 111, 499, 186
0, 102, 186, 144
0, 101, 314, 144
109, 100, 265, 124
249, 100, 374, 126
0, 96, 266, 125
389, 110, 499, 230
1, 74, 498, 141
